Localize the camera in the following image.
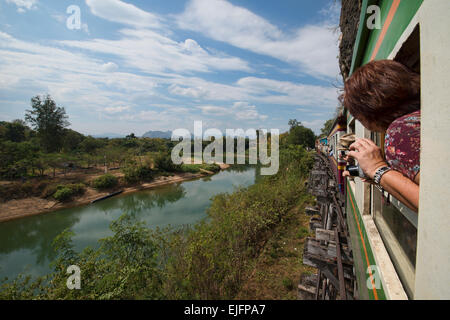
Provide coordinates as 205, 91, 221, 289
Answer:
339, 133, 367, 179
346, 165, 367, 178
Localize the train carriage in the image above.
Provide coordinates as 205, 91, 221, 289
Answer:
326, 116, 347, 195
314, 0, 450, 300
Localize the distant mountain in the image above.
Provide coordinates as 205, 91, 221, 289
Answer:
92, 133, 125, 139
142, 130, 172, 139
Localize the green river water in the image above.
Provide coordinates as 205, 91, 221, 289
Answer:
0, 166, 258, 282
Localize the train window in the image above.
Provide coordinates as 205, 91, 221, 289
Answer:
372, 189, 416, 298
370, 106, 417, 299
370, 24, 421, 299
371, 129, 417, 298
394, 24, 420, 72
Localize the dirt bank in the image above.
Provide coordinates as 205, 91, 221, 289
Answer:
0, 172, 207, 223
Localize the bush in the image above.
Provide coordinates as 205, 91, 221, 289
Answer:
41, 183, 58, 199
53, 187, 74, 202
67, 183, 86, 195
180, 164, 200, 173
122, 166, 154, 184
180, 163, 220, 174
201, 163, 220, 173
282, 278, 295, 291
0, 215, 163, 300
52, 184, 86, 202
154, 152, 181, 172
92, 174, 118, 190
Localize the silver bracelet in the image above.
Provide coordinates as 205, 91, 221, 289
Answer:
373, 166, 392, 185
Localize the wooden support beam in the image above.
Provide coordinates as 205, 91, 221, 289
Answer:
320, 263, 340, 293
315, 271, 321, 300
315, 228, 335, 242
309, 217, 322, 232
298, 283, 316, 295
335, 229, 347, 300
306, 154, 357, 300
305, 206, 320, 216
332, 195, 349, 238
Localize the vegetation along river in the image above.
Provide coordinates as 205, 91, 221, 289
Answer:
0, 166, 259, 282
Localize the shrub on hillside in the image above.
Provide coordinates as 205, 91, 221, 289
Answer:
52, 183, 86, 202
92, 174, 118, 190
154, 152, 181, 172
53, 187, 74, 202
201, 163, 220, 173
66, 183, 86, 195
180, 164, 200, 173
180, 163, 220, 174
122, 166, 154, 184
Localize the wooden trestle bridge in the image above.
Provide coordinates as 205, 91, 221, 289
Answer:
298, 153, 356, 300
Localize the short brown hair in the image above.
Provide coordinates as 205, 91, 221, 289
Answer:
342, 60, 420, 129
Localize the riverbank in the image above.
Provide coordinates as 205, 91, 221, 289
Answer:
0, 169, 229, 223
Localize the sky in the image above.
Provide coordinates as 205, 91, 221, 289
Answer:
0, 0, 342, 136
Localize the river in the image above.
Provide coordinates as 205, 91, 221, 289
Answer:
0, 166, 258, 282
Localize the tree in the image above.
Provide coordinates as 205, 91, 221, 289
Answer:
288, 119, 301, 129
79, 136, 104, 153
25, 95, 70, 153
320, 119, 334, 137
286, 120, 316, 149
154, 152, 181, 172
62, 129, 85, 152
4, 120, 27, 142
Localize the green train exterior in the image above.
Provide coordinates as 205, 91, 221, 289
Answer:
340, 0, 450, 300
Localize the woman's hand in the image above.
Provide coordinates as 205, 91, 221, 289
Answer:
342, 168, 374, 183
347, 138, 387, 179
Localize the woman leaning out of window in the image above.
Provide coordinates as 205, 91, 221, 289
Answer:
341, 59, 421, 212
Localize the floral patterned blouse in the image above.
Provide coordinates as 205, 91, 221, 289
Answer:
384, 110, 421, 181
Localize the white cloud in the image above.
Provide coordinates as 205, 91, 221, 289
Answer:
236, 77, 338, 107
177, 0, 340, 79
52, 13, 89, 34
101, 62, 119, 72
85, 0, 162, 29
232, 102, 267, 121
168, 75, 338, 109
197, 105, 229, 115
6, 0, 38, 12
319, 0, 341, 24
61, 29, 250, 74
168, 77, 249, 101
302, 119, 328, 134
104, 106, 130, 114
197, 101, 267, 122
51, 14, 65, 23
0, 32, 159, 116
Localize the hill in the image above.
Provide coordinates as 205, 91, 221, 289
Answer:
142, 131, 172, 139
